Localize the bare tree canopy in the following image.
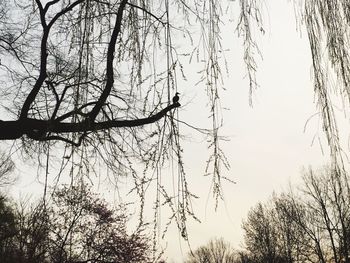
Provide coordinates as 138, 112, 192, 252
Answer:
0, 0, 262, 152
184, 238, 236, 263
3, 0, 350, 243
0, 0, 264, 235
0, 0, 183, 143
241, 166, 350, 263
0, 184, 152, 263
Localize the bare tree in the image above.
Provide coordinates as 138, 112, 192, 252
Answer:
299, 167, 350, 263
184, 238, 236, 263
0, 0, 264, 237
4, 0, 350, 245
242, 202, 282, 263
0, 184, 153, 263
242, 194, 318, 263
241, 167, 350, 263
271, 194, 311, 263
0, 0, 180, 144
0, 195, 17, 262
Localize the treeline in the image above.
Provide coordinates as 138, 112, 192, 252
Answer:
185, 166, 350, 263
2, 149, 350, 263
241, 167, 350, 263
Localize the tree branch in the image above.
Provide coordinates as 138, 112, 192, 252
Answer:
19, 0, 84, 120
19, 1, 49, 120
0, 103, 180, 141
55, 101, 97, 122
44, 0, 61, 13
89, 0, 128, 121
126, 2, 165, 25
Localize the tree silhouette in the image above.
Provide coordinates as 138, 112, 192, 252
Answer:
0, 0, 181, 143
184, 238, 236, 263
0, 0, 263, 235
241, 167, 350, 263
0, 195, 17, 262
3, 0, 350, 243
0, 184, 152, 263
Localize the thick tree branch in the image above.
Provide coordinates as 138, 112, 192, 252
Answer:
19, 1, 49, 120
44, 0, 61, 12
0, 103, 180, 141
89, 0, 128, 121
19, 0, 85, 120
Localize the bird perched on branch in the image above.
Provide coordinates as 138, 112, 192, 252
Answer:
172, 92, 180, 104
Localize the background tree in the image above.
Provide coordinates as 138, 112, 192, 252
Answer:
271, 194, 312, 263
241, 166, 350, 263
242, 202, 283, 263
0, 184, 152, 263
0, 153, 16, 262
0, 195, 17, 262
184, 238, 236, 263
234, 251, 256, 263
298, 168, 350, 263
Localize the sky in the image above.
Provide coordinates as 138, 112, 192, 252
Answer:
2, 1, 341, 262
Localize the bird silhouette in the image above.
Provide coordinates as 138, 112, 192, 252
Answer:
172, 92, 180, 104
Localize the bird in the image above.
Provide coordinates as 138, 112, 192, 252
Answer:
172, 92, 180, 104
